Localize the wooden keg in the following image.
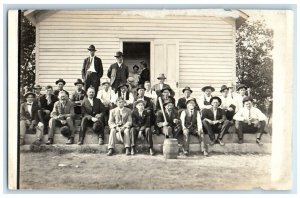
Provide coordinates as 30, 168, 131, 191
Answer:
163, 138, 179, 159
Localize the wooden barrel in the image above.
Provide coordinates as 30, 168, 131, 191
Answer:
163, 138, 179, 159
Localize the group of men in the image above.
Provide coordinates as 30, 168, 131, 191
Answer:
20, 45, 268, 157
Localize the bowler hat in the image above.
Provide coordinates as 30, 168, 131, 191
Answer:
202, 85, 215, 92
182, 86, 193, 93
87, 45, 97, 51
136, 84, 146, 92
186, 97, 197, 105
236, 84, 247, 91
133, 65, 139, 70
157, 73, 167, 80
74, 79, 84, 86
210, 96, 222, 106
163, 98, 173, 106
55, 78, 66, 85
24, 91, 35, 98
33, 85, 42, 90
118, 83, 129, 90
60, 126, 71, 137
114, 51, 123, 57
242, 96, 254, 104
220, 85, 229, 92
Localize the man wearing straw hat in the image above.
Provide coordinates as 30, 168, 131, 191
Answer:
53, 78, 69, 97
107, 51, 129, 92
197, 85, 215, 110
70, 79, 86, 115
82, 45, 103, 97
152, 73, 175, 97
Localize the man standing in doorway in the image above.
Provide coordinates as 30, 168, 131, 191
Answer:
82, 45, 104, 97
107, 51, 129, 93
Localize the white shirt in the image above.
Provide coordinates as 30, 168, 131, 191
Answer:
88, 98, 94, 106
145, 90, 157, 100
159, 83, 163, 90
197, 94, 213, 109
233, 107, 267, 122
117, 61, 123, 67
234, 94, 247, 112
180, 109, 202, 130
213, 109, 217, 120
87, 56, 96, 72
27, 102, 33, 117
97, 88, 114, 106
220, 95, 236, 111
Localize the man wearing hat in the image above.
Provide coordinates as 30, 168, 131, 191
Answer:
33, 84, 43, 107
130, 99, 154, 155
177, 86, 200, 114
235, 84, 248, 112
156, 98, 181, 138
20, 92, 44, 145
78, 87, 106, 145
180, 98, 208, 156
107, 97, 132, 156
198, 85, 215, 110
107, 51, 129, 92
233, 96, 267, 144
113, 83, 134, 109
151, 73, 175, 97
155, 87, 176, 111
81, 45, 104, 97
47, 90, 75, 145
96, 79, 115, 126
138, 61, 150, 86
53, 78, 69, 97
70, 79, 86, 115
133, 84, 153, 111
38, 85, 58, 133
201, 96, 231, 145
219, 85, 236, 121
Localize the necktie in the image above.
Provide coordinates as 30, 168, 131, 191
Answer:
122, 93, 125, 99
190, 110, 193, 116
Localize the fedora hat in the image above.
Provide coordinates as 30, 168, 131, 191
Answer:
220, 85, 229, 92
133, 65, 139, 70
24, 91, 35, 98
243, 96, 254, 104
55, 78, 66, 85
114, 51, 123, 57
182, 86, 193, 93
33, 85, 42, 90
161, 87, 172, 93
202, 85, 215, 92
163, 98, 173, 106
60, 126, 71, 138
186, 97, 197, 105
157, 73, 166, 80
210, 96, 222, 106
74, 79, 84, 86
118, 83, 129, 90
136, 84, 146, 92
87, 45, 97, 51
236, 84, 247, 91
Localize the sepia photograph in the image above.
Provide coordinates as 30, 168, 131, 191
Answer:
6, 6, 295, 191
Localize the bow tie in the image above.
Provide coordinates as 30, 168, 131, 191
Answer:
27, 103, 33, 106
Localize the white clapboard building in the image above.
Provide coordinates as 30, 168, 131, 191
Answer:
24, 9, 248, 99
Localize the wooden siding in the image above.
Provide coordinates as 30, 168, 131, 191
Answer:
36, 10, 235, 99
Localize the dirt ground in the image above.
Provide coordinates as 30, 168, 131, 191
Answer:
19, 152, 271, 190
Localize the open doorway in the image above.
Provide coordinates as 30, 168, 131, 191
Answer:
123, 42, 150, 86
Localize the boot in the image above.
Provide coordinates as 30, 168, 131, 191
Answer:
46, 138, 53, 145
66, 137, 74, 144
77, 137, 83, 145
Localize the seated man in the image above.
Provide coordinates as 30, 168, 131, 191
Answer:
78, 87, 105, 145
47, 91, 75, 145
180, 98, 208, 156
38, 85, 58, 133
156, 87, 176, 111
177, 86, 199, 114
144, 80, 157, 107
219, 85, 236, 121
20, 92, 44, 145
198, 85, 215, 110
130, 100, 154, 156
107, 97, 132, 156
133, 84, 153, 112
113, 83, 134, 109
234, 84, 248, 112
156, 99, 182, 138
201, 96, 231, 145
152, 73, 175, 97
53, 78, 69, 97
33, 84, 43, 107
233, 96, 267, 145
70, 79, 86, 115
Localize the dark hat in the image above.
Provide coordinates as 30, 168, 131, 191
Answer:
157, 73, 167, 80
74, 79, 84, 86
163, 98, 173, 106
55, 78, 66, 85
161, 87, 172, 93
133, 65, 139, 70
243, 96, 254, 104
182, 86, 193, 93
236, 84, 247, 91
33, 85, 42, 90
45, 85, 53, 90
202, 85, 215, 92
118, 83, 129, 90
136, 84, 146, 92
114, 51, 123, 57
87, 45, 97, 51
220, 85, 229, 92
24, 91, 35, 98
135, 99, 145, 106
60, 126, 70, 137
186, 97, 197, 105
210, 96, 222, 105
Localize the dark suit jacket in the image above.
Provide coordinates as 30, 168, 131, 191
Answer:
70, 90, 86, 102
151, 83, 175, 97
133, 96, 153, 111
177, 97, 200, 111
201, 107, 226, 122
107, 62, 129, 86
81, 97, 106, 120
20, 102, 40, 124
138, 68, 150, 85
40, 94, 58, 111
156, 96, 176, 111
131, 110, 150, 129
82, 56, 103, 84
156, 108, 179, 128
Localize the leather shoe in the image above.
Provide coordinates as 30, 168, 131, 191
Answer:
217, 139, 225, 146
131, 147, 135, 155
77, 137, 83, 145
238, 139, 243, 144
256, 138, 263, 145
66, 137, 74, 145
183, 150, 189, 156
98, 138, 104, 145
107, 148, 114, 156
126, 148, 130, 155
149, 148, 155, 156
209, 139, 216, 145
203, 150, 208, 157
46, 138, 53, 145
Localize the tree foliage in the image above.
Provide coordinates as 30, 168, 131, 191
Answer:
236, 20, 273, 111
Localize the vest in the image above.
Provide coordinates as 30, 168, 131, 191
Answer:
184, 109, 198, 129
115, 66, 122, 80
118, 91, 130, 100
203, 95, 211, 105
